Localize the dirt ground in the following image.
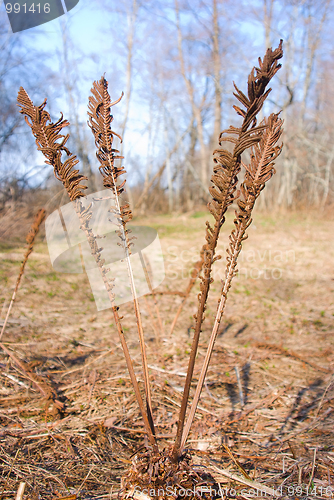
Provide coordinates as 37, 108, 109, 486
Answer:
0, 209, 333, 499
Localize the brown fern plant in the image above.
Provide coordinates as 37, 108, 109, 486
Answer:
17, 41, 283, 498
171, 40, 283, 462
120, 42, 283, 497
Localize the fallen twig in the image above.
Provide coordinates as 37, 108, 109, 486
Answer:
15, 482, 25, 500
209, 465, 277, 496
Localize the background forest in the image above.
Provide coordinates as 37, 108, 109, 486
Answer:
1, 3, 334, 498
0, 0, 334, 221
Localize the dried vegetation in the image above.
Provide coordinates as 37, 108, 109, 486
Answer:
0, 41, 333, 499
0, 213, 333, 498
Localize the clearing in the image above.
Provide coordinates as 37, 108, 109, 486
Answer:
0, 210, 333, 499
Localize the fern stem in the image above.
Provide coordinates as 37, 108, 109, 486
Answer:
0, 209, 45, 342
141, 253, 163, 342
124, 247, 156, 435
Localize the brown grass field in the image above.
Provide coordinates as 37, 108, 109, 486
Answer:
0, 209, 333, 499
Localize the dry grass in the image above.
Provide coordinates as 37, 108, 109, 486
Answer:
0, 210, 333, 499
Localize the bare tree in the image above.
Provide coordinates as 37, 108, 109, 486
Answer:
59, 20, 96, 191
0, 13, 54, 210
174, 0, 209, 187
212, 0, 222, 147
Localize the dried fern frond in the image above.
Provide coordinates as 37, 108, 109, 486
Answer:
0, 208, 46, 342
88, 77, 132, 224
88, 76, 156, 443
25, 208, 46, 245
17, 88, 87, 201
0, 209, 63, 409
220, 113, 283, 300
172, 41, 283, 462
180, 113, 283, 452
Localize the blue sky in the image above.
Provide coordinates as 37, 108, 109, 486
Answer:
2, 0, 331, 189
2, 0, 153, 181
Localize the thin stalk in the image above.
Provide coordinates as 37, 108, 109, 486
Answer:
124, 241, 155, 433
143, 295, 160, 342
0, 290, 18, 342
180, 216, 248, 451
112, 193, 154, 423
0, 208, 45, 341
